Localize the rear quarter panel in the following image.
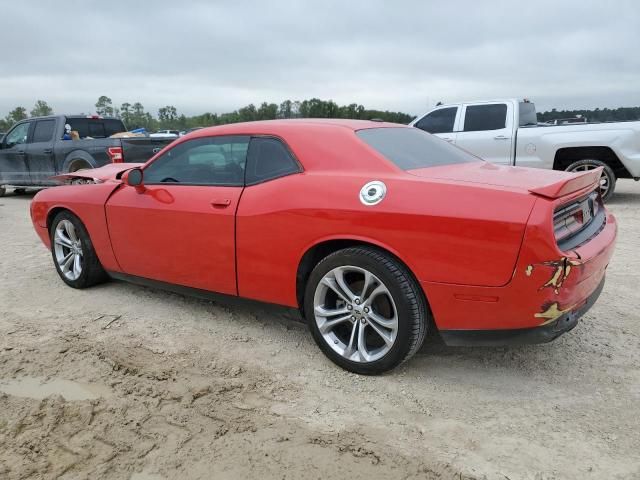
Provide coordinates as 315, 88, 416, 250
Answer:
236, 171, 536, 307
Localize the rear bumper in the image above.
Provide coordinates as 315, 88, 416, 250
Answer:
440, 276, 605, 346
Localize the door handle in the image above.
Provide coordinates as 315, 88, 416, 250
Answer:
211, 199, 231, 207
16, 150, 26, 156
494, 135, 510, 140
43, 148, 53, 154
441, 137, 454, 142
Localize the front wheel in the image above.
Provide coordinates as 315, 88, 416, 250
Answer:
565, 159, 616, 201
50, 211, 107, 288
304, 246, 428, 374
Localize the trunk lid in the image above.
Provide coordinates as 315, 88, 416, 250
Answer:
407, 161, 601, 198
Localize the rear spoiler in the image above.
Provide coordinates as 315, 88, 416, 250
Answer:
529, 167, 602, 199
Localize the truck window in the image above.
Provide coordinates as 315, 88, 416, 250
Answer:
518, 102, 537, 126
414, 107, 457, 134
32, 120, 55, 143
4, 122, 30, 148
463, 104, 507, 132
66, 118, 125, 139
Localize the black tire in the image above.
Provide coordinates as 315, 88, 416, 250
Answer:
69, 160, 92, 173
49, 211, 107, 289
565, 159, 616, 202
304, 246, 428, 375
0, 186, 5, 197
13, 188, 27, 195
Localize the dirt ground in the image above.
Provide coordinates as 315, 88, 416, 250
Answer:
0, 182, 639, 480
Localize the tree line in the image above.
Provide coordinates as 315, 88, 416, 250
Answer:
0, 96, 414, 132
2, 97, 640, 133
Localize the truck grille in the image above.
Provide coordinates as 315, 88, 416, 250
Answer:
554, 190, 604, 250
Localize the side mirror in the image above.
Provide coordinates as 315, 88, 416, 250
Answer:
123, 168, 145, 193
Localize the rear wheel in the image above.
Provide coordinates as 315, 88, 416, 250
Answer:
50, 211, 107, 288
0, 186, 5, 197
304, 246, 428, 374
13, 188, 27, 195
565, 159, 616, 201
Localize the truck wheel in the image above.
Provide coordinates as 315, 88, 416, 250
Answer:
565, 159, 616, 201
304, 246, 428, 375
69, 160, 92, 172
13, 188, 27, 195
0, 186, 5, 197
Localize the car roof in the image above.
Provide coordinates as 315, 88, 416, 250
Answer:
192, 118, 406, 137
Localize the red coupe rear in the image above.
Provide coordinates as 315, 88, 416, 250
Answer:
30, 120, 617, 374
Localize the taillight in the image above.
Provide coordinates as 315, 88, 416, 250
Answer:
107, 146, 123, 163
554, 191, 600, 245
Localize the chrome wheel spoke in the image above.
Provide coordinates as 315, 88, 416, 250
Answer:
357, 322, 370, 361
362, 283, 386, 307
54, 230, 73, 248
333, 267, 357, 302
65, 222, 78, 242
366, 317, 395, 347
59, 251, 73, 270
318, 314, 353, 334
73, 254, 82, 277
344, 321, 359, 359
367, 310, 397, 330
321, 277, 350, 304
314, 305, 350, 318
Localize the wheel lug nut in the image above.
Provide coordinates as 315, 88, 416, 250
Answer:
347, 305, 353, 310
351, 315, 356, 321
360, 318, 366, 324
364, 307, 369, 313
355, 299, 360, 305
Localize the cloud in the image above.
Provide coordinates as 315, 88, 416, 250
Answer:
1, 0, 638, 117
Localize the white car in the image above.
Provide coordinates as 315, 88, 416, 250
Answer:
410, 98, 640, 200
149, 129, 180, 138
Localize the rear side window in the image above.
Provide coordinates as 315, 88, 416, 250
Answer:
32, 120, 55, 143
414, 107, 457, 134
66, 118, 125, 138
463, 104, 507, 132
357, 127, 477, 170
245, 137, 300, 185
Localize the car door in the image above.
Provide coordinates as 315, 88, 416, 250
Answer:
0, 121, 32, 185
106, 135, 250, 295
26, 118, 57, 183
412, 106, 460, 143
455, 102, 514, 165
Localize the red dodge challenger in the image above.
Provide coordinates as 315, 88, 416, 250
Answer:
30, 120, 617, 374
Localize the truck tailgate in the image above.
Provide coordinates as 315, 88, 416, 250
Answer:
121, 137, 175, 163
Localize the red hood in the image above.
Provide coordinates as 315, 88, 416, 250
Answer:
407, 162, 601, 199
52, 163, 140, 183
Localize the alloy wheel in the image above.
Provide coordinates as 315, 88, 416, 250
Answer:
313, 265, 398, 363
53, 220, 83, 281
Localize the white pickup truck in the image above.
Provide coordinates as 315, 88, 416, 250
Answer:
410, 98, 640, 200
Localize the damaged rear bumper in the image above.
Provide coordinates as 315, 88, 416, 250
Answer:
439, 277, 605, 346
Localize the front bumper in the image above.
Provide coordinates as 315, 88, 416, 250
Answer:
439, 276, 605, 346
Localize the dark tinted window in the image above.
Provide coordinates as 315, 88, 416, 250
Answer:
32, 120, 55, 143
463, 104, 507, 131
357, 127, 477, 170
519, 102, 537, 126
245, 137, 300, 184
414, 107, 457, 134
66, 118, 125, 138
144, 135, 249, 186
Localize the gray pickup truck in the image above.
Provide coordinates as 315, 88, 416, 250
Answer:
0, 115, 174, 196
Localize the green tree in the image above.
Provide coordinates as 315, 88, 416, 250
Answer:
95, 95, 114, 116
30, 100, 53, 117
4, 106, 28, 127
158, 105, 178, 127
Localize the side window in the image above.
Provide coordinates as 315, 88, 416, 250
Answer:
245, 137, 300, 185
88, 121, 106, 138
463, 104, 507, 132
4, 122, 31, 148
31, 120, 55, 143
66, 118, 88, 138
144, 135, 250, 186
414, 107, 457, 134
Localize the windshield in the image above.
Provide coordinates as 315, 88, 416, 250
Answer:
356, 127, 478, 170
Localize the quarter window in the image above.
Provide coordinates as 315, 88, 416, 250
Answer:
144, 136, 250, 186
463, 104, 507, 132
245, 137, 300, 185
32, 120, 56, 143
414, 107, 457, 134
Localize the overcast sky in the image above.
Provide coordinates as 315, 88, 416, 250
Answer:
1, 0, 638, 117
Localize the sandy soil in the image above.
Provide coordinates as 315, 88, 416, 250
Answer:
0, 182, 639, 480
